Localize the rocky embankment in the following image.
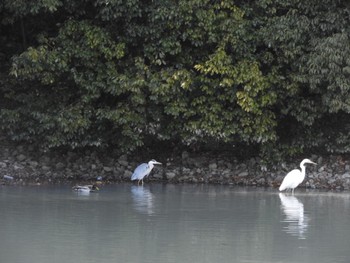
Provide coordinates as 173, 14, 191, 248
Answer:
1, 144, 350, 190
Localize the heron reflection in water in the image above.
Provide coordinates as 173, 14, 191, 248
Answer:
279, 193, 308, 239
131, 185, 154, 215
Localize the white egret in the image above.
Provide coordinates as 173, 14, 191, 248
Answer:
279, 159, 316, 194
131, 159, 162, 185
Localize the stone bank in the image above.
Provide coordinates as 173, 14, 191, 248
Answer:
1, 144, 350, 190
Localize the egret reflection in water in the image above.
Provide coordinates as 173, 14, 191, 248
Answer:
279, 193, 308, 239
131, 185, 154, 215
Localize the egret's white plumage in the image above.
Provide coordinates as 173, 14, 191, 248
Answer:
279, 159, 316, 194
131, 159, 162, 185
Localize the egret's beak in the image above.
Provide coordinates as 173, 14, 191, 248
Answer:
311, 161, 317, 165
155, 162, 162, 165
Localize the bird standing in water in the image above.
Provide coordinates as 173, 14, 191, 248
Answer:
131, 159, 162, 185
279, 159, 316, 194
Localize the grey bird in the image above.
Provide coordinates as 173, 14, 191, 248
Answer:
131, 159, 162, 185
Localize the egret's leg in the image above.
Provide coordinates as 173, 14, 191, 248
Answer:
141, 179, 144, 185
138, 180, 140, 185
292, 188, 294, 195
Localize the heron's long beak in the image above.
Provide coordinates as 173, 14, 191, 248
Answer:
155, 162, 162, 165
311, 161, 317, 165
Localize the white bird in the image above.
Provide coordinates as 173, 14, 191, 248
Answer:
72, 184, 99, 193
131, 159, 162, 185
279, 159, 316, 194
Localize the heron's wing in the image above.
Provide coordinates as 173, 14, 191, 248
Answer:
131, 163, 149, 180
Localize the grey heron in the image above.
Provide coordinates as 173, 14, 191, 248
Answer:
131, 159, 162, 185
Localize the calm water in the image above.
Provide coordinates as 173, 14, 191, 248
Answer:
1, 184, 350, 263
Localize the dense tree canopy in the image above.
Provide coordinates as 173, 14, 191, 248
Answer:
1, 0, 350, 160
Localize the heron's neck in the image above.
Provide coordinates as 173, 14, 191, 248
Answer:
148, 163, 154, 170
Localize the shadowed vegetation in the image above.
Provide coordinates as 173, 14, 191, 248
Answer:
1, 0, 350, 161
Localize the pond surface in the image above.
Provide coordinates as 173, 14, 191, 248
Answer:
1, 184, 350, 263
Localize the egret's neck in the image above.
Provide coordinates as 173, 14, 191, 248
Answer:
148, 162, 154, 170
300, 164, 306, 178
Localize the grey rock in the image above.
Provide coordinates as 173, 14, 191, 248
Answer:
103, 166, 113, 172
55, 162, 65, 170
238, 171, 249, 177
28, 161, 39, 168
318, 166, 325, 172
123, 170, 132, 179
222, 169, 231, 175
79, 164, 88, 171
192, 157, 207, 168
257, 178, 265, 185
192, 177, 198, 183
166, 172, 176, 180
226, 163, 233, 169
118, 160, 129, 167
116, 166, 125, 174
317, 156, 323, 164
311, 154, 318, 161
209, 163, 217, 170
16, 154, 26, 162
308, 173, 315, 179
0, 162, 7, 168
195, 168, 203, 174
41, 156, 51, 163
345, 164, 350, 171
118, 154, 128, 161
16, 145, 24, 152
249, 158, 256, 166
328, 178, 336, 184
181, 151, 189, 160
42, 165, 50, 171
223, 173, 230, 179
179, 175, 189, 181
183, 167, 191, 174
14, 164, 24, 170
152, 173, 163, 179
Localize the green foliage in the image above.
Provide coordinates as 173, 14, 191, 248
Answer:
1, 0, 62, 23
240, 0, 350, 159
1, 0, 350, 159
4, 20, 140, 150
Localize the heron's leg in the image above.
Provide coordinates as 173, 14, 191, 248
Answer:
141, 179, 144, 185
138, 180, 140, 185
292, 188, 294, 195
